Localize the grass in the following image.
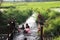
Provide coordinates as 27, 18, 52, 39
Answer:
54, 36, 60, 40
0, 1, 60, 39
1, 1, 60, 10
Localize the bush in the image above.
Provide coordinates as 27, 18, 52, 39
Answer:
4, 8, 33, 24
53, 36, 60, 40
0, 8, 33, 33
44, 10, 60, 38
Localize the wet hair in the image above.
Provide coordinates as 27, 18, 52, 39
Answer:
24, 38, 27, 40
26, 23, 29, 28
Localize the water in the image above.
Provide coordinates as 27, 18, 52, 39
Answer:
13, 11, 39, 40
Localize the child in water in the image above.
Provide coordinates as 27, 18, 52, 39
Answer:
24, 23, 31, 34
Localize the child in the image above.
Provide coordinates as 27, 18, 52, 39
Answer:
24, 23, 31, 34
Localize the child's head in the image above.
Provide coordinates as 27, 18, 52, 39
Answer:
26, 23, 29, 28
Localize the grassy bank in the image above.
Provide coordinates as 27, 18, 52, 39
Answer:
0, 1, 60, 40
1, 1, 60, 10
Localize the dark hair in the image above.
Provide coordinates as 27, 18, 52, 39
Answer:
21, 25, 25, 30
26, 23, 29, 28
24, 38, 27, 40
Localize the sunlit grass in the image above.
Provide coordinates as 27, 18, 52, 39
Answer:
54, 36, 60, 40
1, 1, 60, 10
0, 1, 60, 39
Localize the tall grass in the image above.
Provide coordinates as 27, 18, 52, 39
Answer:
0, 1, 60, 39
1, 1, 60, 10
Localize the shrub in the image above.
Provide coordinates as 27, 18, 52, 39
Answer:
0, 8, 33, 33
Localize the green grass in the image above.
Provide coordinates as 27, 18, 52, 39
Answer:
1, 1, 60, 10
0, 1, 60, 39
54, 36, 60, 40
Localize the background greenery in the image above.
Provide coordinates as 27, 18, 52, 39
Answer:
0, 1, 60, 40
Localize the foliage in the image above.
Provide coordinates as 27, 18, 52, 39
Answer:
4, 8, 33, 24
1, 1, 60, 10
0, 2, 60, 40
53, 36, 60, 40
43, 10, 60, 39
0, 8, 33, 33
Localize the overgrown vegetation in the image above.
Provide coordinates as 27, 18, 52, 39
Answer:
0, 1, 60, 40
1, 1, 60, 10
35, 8, 60, 40
0, 8, 33, 33
43, 10, 60, 40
